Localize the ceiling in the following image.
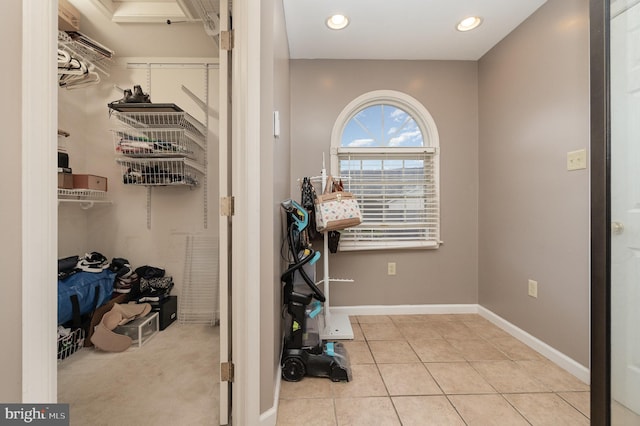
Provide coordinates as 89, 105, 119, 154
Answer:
282, 0, 548, 60
67, 0, 218, 57
67, 0, 548, 61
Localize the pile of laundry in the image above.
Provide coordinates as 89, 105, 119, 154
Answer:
58, 251, 110, 279
57, 252, 174, 301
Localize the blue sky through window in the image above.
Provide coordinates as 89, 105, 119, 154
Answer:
341, 104, 424, 148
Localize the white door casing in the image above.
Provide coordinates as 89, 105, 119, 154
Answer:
218, 0, 232, 424
22, 0, 58, 403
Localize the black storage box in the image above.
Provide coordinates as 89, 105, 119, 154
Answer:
58, 152, 69, 168
150, 295, 177, 330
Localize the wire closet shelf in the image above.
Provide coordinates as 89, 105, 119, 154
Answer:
111, 128, 205, 160
110, 110, 206, 139
58, 188, 109, 201
117, 157, 204, 187
58, 31, 113, 80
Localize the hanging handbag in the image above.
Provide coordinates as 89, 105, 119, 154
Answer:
327, 178, 344, 252
300, 177, 320, 240
314, 176, 362, 232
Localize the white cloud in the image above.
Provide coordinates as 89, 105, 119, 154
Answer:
348, 138, 375, 147
389, 108, 408, 122
389, 129, 422, 147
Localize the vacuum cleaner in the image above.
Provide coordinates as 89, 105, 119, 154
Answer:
280, 199, 352, 382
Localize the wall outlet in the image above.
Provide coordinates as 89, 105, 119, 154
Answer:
528, 279, 538, 298
387, 262, 396, 276
567, 149, 587, 171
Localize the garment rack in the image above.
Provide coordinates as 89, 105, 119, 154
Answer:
310, 155, 354, 340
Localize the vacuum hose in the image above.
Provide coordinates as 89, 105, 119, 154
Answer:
281, 248, 325, 303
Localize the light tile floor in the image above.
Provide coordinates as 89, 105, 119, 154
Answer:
277, 314, 590, 425
612, 401, 640, 425
58, 323, 219, 426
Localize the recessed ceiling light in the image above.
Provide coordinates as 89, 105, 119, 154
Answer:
457, 16, 483, 32
326, 14, 349, 30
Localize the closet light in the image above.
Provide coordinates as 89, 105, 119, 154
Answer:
457, 16, 483, 32
326, 14, 349, 30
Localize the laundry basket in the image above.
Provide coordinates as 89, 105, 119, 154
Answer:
57, 327, 85, 361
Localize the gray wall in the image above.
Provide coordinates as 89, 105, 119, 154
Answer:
261, 0, 291, 413
290, 60, 479, 306
478, 0, 590, 366
0, 0, 22, 402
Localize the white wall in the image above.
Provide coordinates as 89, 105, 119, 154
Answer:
58, 58, 219, 302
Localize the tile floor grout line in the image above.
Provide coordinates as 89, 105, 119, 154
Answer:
331, 396, 338, 426
556, 390, 591, 418
367, 338, 396, 406
499, 392, 535, 426
441, 393, 471, 426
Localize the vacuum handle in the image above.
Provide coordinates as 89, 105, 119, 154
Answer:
280, 199, 309, 231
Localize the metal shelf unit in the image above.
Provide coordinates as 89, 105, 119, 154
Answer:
111, 110, 206, 188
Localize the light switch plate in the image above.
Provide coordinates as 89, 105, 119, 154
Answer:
528, 279, 538, 298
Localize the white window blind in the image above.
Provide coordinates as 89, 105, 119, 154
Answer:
337, 147, 440, 250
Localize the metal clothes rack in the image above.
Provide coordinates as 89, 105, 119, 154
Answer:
310, 155, 354, 340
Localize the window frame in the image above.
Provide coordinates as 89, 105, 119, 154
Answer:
330, 90, 441, 251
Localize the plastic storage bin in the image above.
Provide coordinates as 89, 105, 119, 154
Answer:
114, 312, 159, 347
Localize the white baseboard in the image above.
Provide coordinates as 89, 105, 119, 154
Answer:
259, 366, 281, 426
477, 306, 590, 384
331, 304, 479, 316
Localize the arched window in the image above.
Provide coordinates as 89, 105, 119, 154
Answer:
330, 90, 440, 250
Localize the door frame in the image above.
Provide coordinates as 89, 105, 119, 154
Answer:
22, 2, 259, 422
590, 0, 611, 424
22, 0, 58, 403
219, 0, 232, 422
229, 0, 262, 422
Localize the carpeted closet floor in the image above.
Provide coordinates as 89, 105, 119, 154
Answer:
58, 323, 219, 426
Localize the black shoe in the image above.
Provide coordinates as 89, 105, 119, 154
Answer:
129, 85, 151, 103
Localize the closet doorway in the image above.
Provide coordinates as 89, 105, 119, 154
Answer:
30, 0, 230, 424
